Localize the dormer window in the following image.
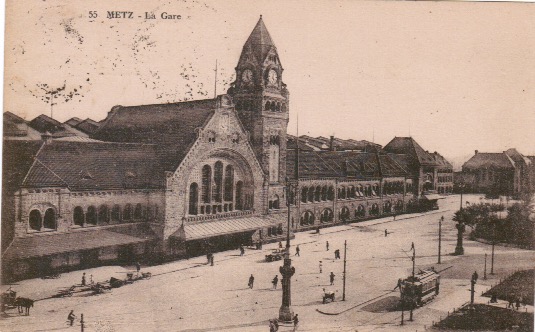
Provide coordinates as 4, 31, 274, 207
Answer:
80, 170, 93, 180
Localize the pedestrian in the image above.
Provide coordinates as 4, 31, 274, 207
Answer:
507, 295, 514, 309
240, 244, 245, 256
334, 249, 340, 259
206, 252, 211, 264
326, 241, 329, 251
515, 296, 521, 311
295, 245, 300, 257
393, 278, 402, 291
273, 318, 279, 331
89, 274, 94, 285
269, 320, 276, 332
81, 273, 86, 286
316, 227, 320, 234
330, 272, 335, 285
319, 261, 323, 273
279, 241, 283, 249
210, 255, 214, 266
393, 214, 397, 221
385, 229, 388, 237
293, 314, 299, 329
67, 310, 76, 326
472, 271, 478, 283
272, 275, 279, 289
248, 274, 255, 289
136, 262, 141, 273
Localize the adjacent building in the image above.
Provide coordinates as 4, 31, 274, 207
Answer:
461, 149, 534, 197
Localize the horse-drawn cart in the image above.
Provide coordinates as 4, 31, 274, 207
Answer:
1, 288, 17, 312
265, 249, 286, 262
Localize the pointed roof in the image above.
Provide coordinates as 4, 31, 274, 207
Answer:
241, 16, 277, 63
384, 137, 440, 167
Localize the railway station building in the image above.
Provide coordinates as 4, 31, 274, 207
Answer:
2, 17, 452, 281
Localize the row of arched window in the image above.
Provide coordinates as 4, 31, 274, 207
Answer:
29, 208, 56, 231
298, 183, 409, 204
299, 200, 405, 226
265, 101, 285, 113
189, 162, 247, 215
72, 203, 156, 227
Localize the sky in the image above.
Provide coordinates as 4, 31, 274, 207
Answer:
3, 0, 535, 167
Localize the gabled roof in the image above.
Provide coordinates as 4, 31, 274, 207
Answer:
241, 16, 277, 64
3, 112, 42, 140
65, 117, 83, 127
384, 137, 440, 166
462, 152, 515, 170
2, 140, 43, 195
431, 152, 453, 169
93, 98, 217, 171
286, 150, 408, 179
29, 114, 64, 133
504, 148, 531, 165
21, 140, 165, 191
75, 118, 100, 134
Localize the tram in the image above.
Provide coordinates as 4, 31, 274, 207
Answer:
400, 269, 440, 307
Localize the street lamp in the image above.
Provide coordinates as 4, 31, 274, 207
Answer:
279, 177, 296, 322
438, 216, 443, 264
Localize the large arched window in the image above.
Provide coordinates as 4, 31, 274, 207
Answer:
189, 183, 199, 215
73, 206, 84, 226
98, 205, 109, 224
224, 165, 234, 202
123, 204, 132, 221
320, 208, 334, 223
86, 206, 97, 225
300, 211, 315, 226
349, 186, 356, 198
370, 203, 379, 216
213, 161, 223, 203
29, 210, 42, 231
355, 205, 365, 218
134, 203, 143, 220
236, 181, 244, 210
340, 207, 350, 222
43, 208, 56, 230
111, 205, 121, 222
202, 165, 212, 204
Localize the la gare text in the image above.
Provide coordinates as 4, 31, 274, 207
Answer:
88, 11, 182, 20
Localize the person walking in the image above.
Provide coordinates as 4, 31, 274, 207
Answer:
272, 275, 279, 289
136, 262, 141, 273
326, 241, 329, 251
319, 261, 323, 273
385, 229, 388, 237
295, 245, 300, 257
210, 255, 214, 266
240, 244, 245, 256
293, 314, 299, 330
248, 274, 255, 289
330, 272, 335, 286
89, 274, 94, 285
67, 310, 76, 326
81, 273, 86, 286
334, 249, 340, 259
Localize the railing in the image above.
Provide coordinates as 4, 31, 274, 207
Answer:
185, 210, 253, 222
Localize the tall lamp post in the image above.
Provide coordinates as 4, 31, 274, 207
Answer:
438, 216, 443, 264
454, 183, 466, 255
279, 177, 296, 322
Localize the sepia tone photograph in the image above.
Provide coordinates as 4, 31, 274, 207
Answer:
1, 0, 534, 331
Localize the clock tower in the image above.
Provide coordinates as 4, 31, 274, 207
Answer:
228, 16, 289, 191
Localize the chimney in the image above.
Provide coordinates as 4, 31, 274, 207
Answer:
475, 150, 478, 155
330, 135, 335, 151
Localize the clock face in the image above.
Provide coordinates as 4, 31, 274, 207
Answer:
241, 69, 253, 83
268, 69, 278, 85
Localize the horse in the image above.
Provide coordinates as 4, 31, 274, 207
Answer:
14, 297, 34, 315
